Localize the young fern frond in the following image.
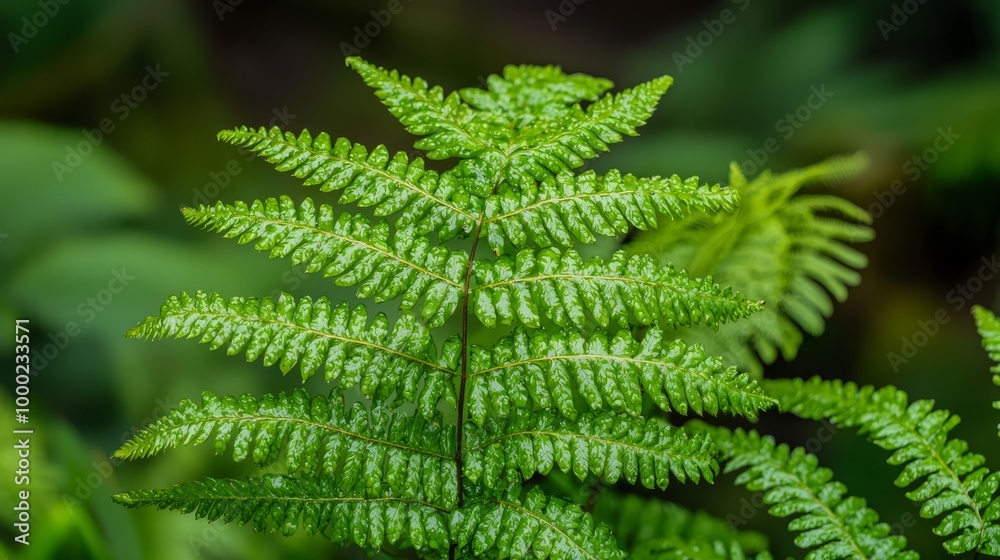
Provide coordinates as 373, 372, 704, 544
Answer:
627, 154, 872, 374
766, 376, 1000, 556
183, 196, 466, 326
695, 425, 919, 560
467, 327, 774, 424
465, 410, 718, 490
593, 494, 773, 559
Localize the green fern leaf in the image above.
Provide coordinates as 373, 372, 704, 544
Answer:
767, 376, 1000, 556
347, 56, 493, 159
465, 410, 717, 489
113, 475, 451, 551
126, 291, 458, 414
472, 248, 762, 330
481, 169, 739, 252
593, 494, 772, 560
452, 487, 625, 559
115, 389, 458, 509
697, 425, 919, 560
628, 153, 872, 374
217, 126, 479, 238
466, 327, 775, 424
183, 196, 466, 326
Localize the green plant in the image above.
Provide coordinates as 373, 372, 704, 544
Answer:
113, 56, 1000, 559
112, 56, 771, 558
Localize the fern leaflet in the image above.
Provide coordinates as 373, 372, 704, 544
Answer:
767, 376, 1000, 556
126, 291, 458, 414
465, 410, 717, 489
695, 425, 919, 560
467, 327, 774, 424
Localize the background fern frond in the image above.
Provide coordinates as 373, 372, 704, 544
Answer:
346, 56, 493, 159
466, 327, 775, 424
113, 475, 451, 552
767, 376, 1000, 556
472, 248, 762, 330
183, 196, 466, 326
593, 494, 773, 559
481, 169, 739, 252
695, 425, 919, 560
127, 291, 458, 413
465, 410, 717, 489
217, 126, 479, 238
452, 487, 626, 559
115, 389, 458, 509
973, 305, 1000, 436
627, 153, 872, 374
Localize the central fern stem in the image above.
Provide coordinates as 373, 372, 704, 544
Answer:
456, 224, 482, 507
453, 218, 484, 560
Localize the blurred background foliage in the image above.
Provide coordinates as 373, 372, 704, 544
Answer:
1, 0, 998, 558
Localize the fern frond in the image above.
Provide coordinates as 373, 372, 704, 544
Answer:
465, 410, 717, 490
346, 57, 493, 160
628, 153, 872, 374
973, 305, 1000, 435
697, 425, 919, 560
466, 327, 775, 423
452, 487, 625, 559
126, 291, 458, 414
183, 196, 466, 326
481, 169, 739, 252
767, 376, 1000, 556
113, 475, 451, 551
594, 494, 773, 560
115, 389, 458, 509
472, 248, 762, 330
217, 126, 479, 238
504, 75, 672, 183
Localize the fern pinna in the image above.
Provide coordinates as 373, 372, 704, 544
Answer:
112, 57, 776, 558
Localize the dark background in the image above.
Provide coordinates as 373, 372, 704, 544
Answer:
2, 0, 999, 558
